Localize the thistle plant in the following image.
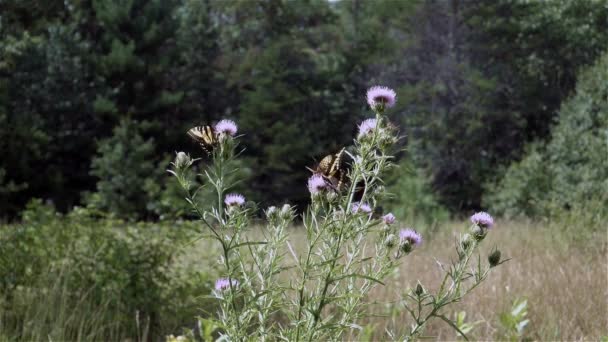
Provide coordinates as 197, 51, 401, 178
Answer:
394, 212, 506, 341
170, 85, 504, 341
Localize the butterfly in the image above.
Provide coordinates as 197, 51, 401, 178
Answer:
308, 148, 347, 191
187, 125, 218, 155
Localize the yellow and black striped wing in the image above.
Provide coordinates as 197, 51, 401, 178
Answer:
187, 126, 217, 154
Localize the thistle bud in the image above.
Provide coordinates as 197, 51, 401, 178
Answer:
384, 234, 397, 249
400, 240, 413, 254
461, 233, 473, 251
488, 249, 502, 267
265, 206, 278, 222
280, 204, 294, 221
470, 224, 487, 241
174, 152, 191, 170
415, 282, 425, 296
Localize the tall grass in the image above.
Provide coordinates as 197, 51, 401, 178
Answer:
183, 219, 606, 340
0, 264, 124, 341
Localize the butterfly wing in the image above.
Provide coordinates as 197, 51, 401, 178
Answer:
188, 126, 217, 155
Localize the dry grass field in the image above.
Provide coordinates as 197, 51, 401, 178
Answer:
187, 219, 607, 341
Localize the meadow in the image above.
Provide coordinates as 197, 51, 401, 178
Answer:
1, 213, 605, 341
186, 220, 607, 341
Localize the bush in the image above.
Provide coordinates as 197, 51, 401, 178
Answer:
486, 51, 608, 229
87, 119, 158, 219
385, 159, 449, 229
0, 201, 217, 340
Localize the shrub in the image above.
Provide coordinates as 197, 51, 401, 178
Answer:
0, 201, 215, 340
385, 159, 449, 229
487, 51, 608, 229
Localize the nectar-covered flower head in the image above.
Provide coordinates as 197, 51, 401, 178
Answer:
214, 119, 238, 136
357, 118, 378, 139
352, 202, 372, 214
399, 228, 422, 246
470, 211, 494, 229
224, 193, 245, 206
215, 277, 239, 291
307, 174, 328, 195
366, 86, 396, 110
382, 213, 396, 225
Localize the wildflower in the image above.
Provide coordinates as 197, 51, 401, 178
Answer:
357, 118, 377, 139
224, 193, 245, 206
366, 86, 397, 111
399, 228, 422, 253
470, 211, 494, 229
214, 119, 238, 136
399, 228, 422, 246
352, 202, 372, 214
382, 213, 396, 225
215, 278, 239, 291
307, 174, 328, 195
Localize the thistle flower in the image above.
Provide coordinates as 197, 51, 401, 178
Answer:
352, 202, 372, 214
470, 211, 494, 229
366, 86, 396, 110
307, 174, 328, 195
399, 228, 422, 246
224, 193, 245, 206
382, 213, 396, 225
214, 119, 238, 136
357, 118, 377, 139
215, 278, 239, 291
399, 228, 422, 253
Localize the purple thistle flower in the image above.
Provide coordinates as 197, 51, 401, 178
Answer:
366, 86, 397, 109
214, 119, 238, 136
382, 213, 396, 225
352, 202, 372, 214
224, 193, 245, 206
307, 174, 328, 195
470, 211, 494, 229
215, 278, 239, 291
399, 228, 422, 246
357, 118, 378, 139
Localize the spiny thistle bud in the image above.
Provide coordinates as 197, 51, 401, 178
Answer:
265, 206, 279, 222
471, 224, 487, 241
384, 234, 397, 249
461, 233, 473, 251
174, 152, 191, 170
280, 204, 294, 221
414, 282, 425, 296
488, 249, 502, 267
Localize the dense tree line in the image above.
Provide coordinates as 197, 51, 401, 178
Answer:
1, 0, 606, 219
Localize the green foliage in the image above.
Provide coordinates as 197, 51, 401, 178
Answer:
0, 201, 216, 340
498, 298, 530, 342
487, 51, 608, 226
453, 311, 482, 340
88, 119, 158, 219
385, 160, 449, 227
2, 0, 608, 219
